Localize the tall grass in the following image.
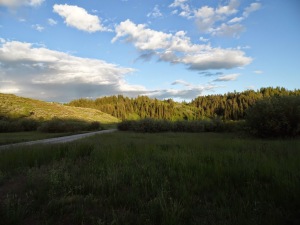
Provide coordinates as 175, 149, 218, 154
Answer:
0, 132, 299, 225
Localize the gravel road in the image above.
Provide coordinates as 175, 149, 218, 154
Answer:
0, 129, 117, 150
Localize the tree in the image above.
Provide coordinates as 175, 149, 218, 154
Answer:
246, 96, 300, 137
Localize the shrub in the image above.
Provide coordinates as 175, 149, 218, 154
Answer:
17, 118, 39, 131
87, 121, 103, 131
246, 96, 300, 137
38, 119, 101, 133
117, 118, 243, 133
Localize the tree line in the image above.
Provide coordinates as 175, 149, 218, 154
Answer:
68, 87, 300, 121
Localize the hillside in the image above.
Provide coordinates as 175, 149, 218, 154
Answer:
0, 93, 119, 124
68, 87, 300, 121
68, 95, 202, 121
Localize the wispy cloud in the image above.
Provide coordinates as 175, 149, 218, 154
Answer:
171, 80, 192, 87
169, 0, 261, 38
199, 71, 223, 77
214, 73, 240, 82
0, 0, 44, 8
112, 20, 252, 71
253, 70, 263, 74
32, 24, 44, 32
199, 37, 209, 42
53, 4, 109, 33
243, 3, 261, 18
147, 82, 217, 100
48, 18, 57, 26
147, 5, 163, 18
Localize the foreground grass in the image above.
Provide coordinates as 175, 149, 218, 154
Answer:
0, 132, 299, 225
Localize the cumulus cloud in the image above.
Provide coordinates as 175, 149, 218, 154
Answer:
169, 0, 261, 38
113, 20, 252, 71
0, 40, 145, 102
0, 40, 223, 101
214, 73, 240, 82
0, 0, 44, 7
53, 4, 109, 33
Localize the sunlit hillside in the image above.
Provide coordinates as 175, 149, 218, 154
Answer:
0, 93, 119, 124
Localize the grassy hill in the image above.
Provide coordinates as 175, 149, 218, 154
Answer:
0, 93, 119, 124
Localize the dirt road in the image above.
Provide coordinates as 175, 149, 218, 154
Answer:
0, 129, 117, 150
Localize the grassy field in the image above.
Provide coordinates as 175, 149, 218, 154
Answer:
0, 132, 299, 225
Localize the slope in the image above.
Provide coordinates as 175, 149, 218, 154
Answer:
0, 93, 119, 124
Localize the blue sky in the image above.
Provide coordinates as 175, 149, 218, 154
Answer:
0, 0, 299, 102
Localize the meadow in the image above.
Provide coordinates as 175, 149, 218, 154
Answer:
0, 132, 299, 225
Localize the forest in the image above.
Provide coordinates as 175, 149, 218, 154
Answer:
68, 87, 300, 121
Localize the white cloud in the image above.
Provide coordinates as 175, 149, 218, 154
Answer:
48, 18, 57, 26
243, 3, 261, 18
214, 73, 240, 82
169, 0, 188, 8
0, 39, 228, 101
32, 24, 44, 32
171, 10, 178, 15
170, 0, 261, 38
113, 20, 252, 71
169, 0, 192, 18
0, 40, 143, 102
147, 82, 217, 100
171, 80, 192, 87
253, 70, 263, 74
228, 17, 243, 24
199, 37, 209, 42
147, 5, 163, 18
199, 71, 223, 77
0, 87, 20, 94
211, 23, 245, 37
216, 0, 239, 15
112, 19, 172, 50
0, 0, 44, 7
53, 4, 108, 33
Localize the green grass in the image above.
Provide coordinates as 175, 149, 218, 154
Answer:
0, 93, 119, 124
0, 132, 299, 225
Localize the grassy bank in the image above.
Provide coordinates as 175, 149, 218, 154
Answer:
0, 132, 299, 225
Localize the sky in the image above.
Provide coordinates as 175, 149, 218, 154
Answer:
0, 0, 299, 102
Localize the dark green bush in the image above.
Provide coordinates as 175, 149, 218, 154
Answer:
0, 118, 39, 132
118, 118, 244, 133
246, 96, 300, 137
38, 119, 102, 133
17, 118, 39, 131
87, 121, 103, 130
